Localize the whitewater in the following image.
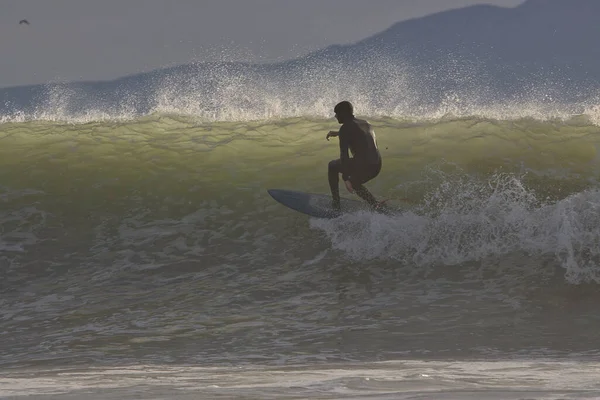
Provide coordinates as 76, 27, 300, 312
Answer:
2, 54, 600, 398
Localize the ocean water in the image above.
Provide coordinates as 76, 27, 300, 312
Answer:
2, 58, 600, 398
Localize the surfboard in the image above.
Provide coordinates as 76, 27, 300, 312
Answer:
267, 189, 370, 218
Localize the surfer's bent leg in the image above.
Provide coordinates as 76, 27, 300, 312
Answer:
328, 159, 342, 208
353, 185, 378, 207
351, 162, 382, 208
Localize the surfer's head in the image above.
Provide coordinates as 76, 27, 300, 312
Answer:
334, 101, 354, 123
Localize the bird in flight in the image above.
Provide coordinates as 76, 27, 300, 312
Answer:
19, 19, 30, 25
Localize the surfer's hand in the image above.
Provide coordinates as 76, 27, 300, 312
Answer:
344, 180, 354, 193
326, 131, 338, 141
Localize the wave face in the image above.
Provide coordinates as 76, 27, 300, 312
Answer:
2, 115, 600, 277
3, 56, 600, 375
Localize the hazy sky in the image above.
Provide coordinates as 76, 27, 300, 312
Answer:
1, 0, 524, 87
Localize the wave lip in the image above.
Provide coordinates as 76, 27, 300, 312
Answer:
2, 53, 600, 124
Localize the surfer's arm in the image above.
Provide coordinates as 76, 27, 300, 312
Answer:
326, 130, 338, 141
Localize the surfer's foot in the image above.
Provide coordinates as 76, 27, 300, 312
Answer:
331, 199, 341, 211
371, 200, 391, 214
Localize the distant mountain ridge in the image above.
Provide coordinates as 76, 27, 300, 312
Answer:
328, 0, 600, 68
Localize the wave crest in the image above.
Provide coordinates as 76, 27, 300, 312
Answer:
3, 54, 600, 124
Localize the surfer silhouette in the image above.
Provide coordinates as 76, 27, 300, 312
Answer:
326, 101, 383, 211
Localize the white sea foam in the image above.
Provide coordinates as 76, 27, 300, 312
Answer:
1, 360, 599, 399
311, 173, 600, 284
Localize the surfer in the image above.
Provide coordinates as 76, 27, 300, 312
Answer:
326, 101, 383, 211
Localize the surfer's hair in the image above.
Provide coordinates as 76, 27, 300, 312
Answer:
334, 101, 354, 116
